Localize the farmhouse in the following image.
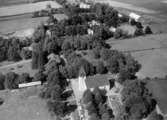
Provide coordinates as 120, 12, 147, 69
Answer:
129, 12, 141, 22
79, 2, 91, 9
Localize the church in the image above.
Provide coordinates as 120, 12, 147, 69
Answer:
70, 67, 124, 119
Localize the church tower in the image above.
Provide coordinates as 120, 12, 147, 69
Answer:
78, 67, 87, 91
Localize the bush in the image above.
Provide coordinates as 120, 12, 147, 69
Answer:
134, 28, 144, 36
21, 49, 32, 60
130, 19, 137, 25
4, 72, 18, 89
114, 29, 123, 39
18, 73, 31, 84
144, 26, 152, 34
95, 61, 107, 74
0, 73, 5, 90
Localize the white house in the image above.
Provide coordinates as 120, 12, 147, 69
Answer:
129, 12, 141, 22
87, 29, 94, 35
109, 26, 116, 33
79, 2, 91, 9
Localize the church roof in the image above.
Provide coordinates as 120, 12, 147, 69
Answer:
85, 74, 114, 89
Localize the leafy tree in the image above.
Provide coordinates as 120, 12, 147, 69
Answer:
119, 54, 141, 82
33, 69, 46, 83
86, 102, 98, 115
89, 113, 100, 120
102, 112, 111, 120
100, 48, 112, 61
134, 28, 144, 36
98, 103, 108, 116
47, 70, 60, 87
114, 29, 123, 39
47, 100, 65, 117
145, 26, 152, 34
7, 46, 21, 61
83, 89, 93, 104
130, 19, 137, 26
0, 73, 5, 90
92, 47, 101, 59
18, 73, 31, 84
32, 51, 39, 69
46, 40, 59, 54
5, 72, 18, 89
106, 56, 119, 73
148, 112, 164, 120
62, 40, 72, 51
96, 61, 106, 74
121, 80, 156, 119
136, 22, 143, 29
21, 49, 32, 60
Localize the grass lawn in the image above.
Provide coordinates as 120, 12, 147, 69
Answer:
107, 33, 167, 78
0, 86, 56, 120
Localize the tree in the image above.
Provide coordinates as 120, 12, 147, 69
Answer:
61, 40, 71, 51
145, 26, 152, 34
21, 49, 32, 60
114, 29, 123, 39
33, 69, 46, 83
136, 22, 143, 29
130, 19, 136, 25
5, 72, 18, 89
106, 56, 119, 73
7, 46, 21, 61
47, 70, 60, 87
134, 28, 144, 36
89, 113, 100, 120
46, 41, 59, 54
119, 54, 141, 83
47, 100, 65, 117
102, 112, 111, 120
100, 48, 112, 61
121, 80, 155, 119
148, 112, 164, 120
0, 73, 5, 90
86, 102, 98, 115
98, 103, 108, 116
18, 73, 31, 84
96, 61, 106, 74
45, 60, 59, 74
92, 47, 101, 59
83, 89, 93, 104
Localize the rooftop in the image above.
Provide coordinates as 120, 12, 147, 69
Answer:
85, 74, 115, 89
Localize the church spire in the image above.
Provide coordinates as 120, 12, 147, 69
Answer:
79, 66, 86, 77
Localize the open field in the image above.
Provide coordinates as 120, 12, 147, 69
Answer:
0, 1, 61, 17
0, 14, 67, 34
107, 34, 167, 78
95, 0, 157, 14
0, 59, 38, 77
0, 86, 56, 120
0, 0, 32, 7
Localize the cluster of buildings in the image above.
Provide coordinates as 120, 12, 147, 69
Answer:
70, 67, 123, 120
